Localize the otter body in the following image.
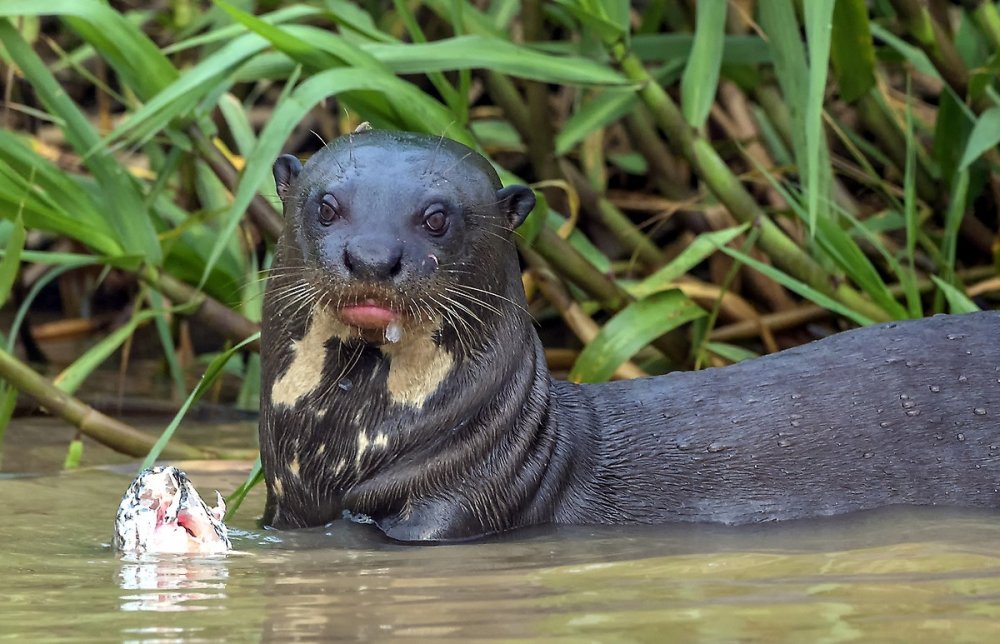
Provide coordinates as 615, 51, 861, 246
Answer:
260, 130, 1000, 542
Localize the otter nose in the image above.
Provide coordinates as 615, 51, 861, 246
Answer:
343, 238, 404, 281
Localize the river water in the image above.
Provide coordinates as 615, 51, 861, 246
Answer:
4, 419, 1000, 641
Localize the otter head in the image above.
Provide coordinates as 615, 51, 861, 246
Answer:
272, 130, 535, 349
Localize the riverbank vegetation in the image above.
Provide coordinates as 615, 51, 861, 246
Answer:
1, 1, 998, 477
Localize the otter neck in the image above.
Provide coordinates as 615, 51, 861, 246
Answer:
329, 280, 556, 537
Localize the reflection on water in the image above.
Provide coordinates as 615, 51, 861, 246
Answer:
117, 556, 230, 612
3, 463, 1000, 640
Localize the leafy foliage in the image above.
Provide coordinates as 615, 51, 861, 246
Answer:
0, 1, 998, 468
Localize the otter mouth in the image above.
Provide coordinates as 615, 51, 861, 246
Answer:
325, 287, 419, 344
337, 298, 399, 330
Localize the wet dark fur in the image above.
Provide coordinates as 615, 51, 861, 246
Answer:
261, 130, 1000, 542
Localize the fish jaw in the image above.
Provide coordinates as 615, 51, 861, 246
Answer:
114, 466, 232, 555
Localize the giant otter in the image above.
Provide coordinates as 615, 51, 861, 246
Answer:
260, 129, 1000, 542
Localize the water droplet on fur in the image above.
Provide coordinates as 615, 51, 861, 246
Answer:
338, 379, 353, 391
777, 439, 793, 448
707, 442, 726, 453
863, 452, 874, 459
957, 433, 966, 442
947, 333, 963, 340
900, 393, 910, 400
928, 385, 940, 393
790, 393, 802, 400
385, 321, 403, 343
905, 409, 920, 417
879, 421, 891, 428
958, 375, 968, 383
974, 408, 987, 416
901, 400, 916, 409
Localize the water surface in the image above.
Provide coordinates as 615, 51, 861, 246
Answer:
4, 420, 1000, 641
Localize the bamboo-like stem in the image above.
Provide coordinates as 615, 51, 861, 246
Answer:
142, 268, 261, 352
889, 0, 970, 98
483, 72, 534, 142
854, 93, 938, 205
622, 107, 690, 200
609, 42, 889, 323
525, 228, 628, 310
189, 127, 284, 241
974, 1, 1000, 51
560, 160, 667, 269
520, 0, 562, 185
710, 265, 997, 342
522, 229, 687, 362
522, 249, 648, 380
0, 347, 211, 459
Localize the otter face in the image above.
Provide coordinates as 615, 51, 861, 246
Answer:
272, 131, 535, 345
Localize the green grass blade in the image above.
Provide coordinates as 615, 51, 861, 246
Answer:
704, 342, 758, 364
555, 90, 638, 155
0, 385, 18, 458
225, 455, 262, 521
746, 151, 902, 318
803, 0, 836, 235
53, 310, 161, 395
217, 93, 257, 158
680, 0, 726, 128
104, 33, 269, 147
716, 244, 876, 327
0, 215, 25, 310
935, 88, 977, 183
390, 0, 463, 118
5, 261, 92, 353
0, 20, 162, 263
147, 288, 186, 398
759, 1, 807, 148
632, 34, 771, 65
631, 225, 749, 298
830, 0, 876, 102
62, 438, 84, 470
544, 211, 612, 274
163, 5, 322, 54
0, 131, 122, 256
958, 106, 1000, 170
141, 333, 260, 469
569, 289, 705, 383
869, 24, 940, 78
941, 169, 970, 285
363, 35, 630, 85
930, 276, 980, 314
324, 0, 397, 43
901, 86, 922, 317
0, 0, 177, 100
551, 0, 629, 43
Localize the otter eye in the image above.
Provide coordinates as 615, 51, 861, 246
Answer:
318, 194, 339, 225
423, 208, 448, 235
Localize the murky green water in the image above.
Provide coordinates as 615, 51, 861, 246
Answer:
4, 419, 1000, 641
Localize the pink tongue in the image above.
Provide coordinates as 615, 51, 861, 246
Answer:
339, 304, 397, 329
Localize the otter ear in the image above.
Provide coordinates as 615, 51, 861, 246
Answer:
496, 185, 536, 229
273, 154, 303, 203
